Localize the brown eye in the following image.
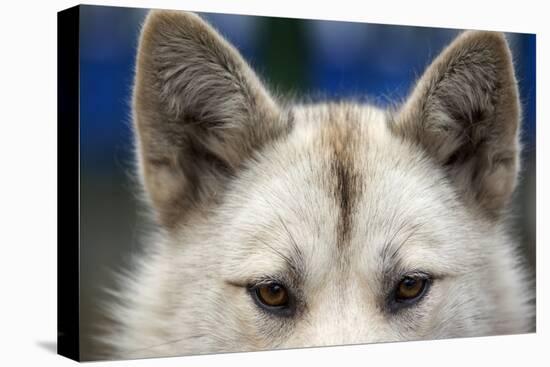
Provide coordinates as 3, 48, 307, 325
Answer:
255, 283, 289, 308
395, 276, 428, 302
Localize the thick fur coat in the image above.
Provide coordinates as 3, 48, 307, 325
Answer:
103, 10, 534, 360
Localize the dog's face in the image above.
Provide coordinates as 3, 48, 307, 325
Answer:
118, 10, 532, 357
205, 106, 505, 348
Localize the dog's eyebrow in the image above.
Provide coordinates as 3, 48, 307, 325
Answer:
254, 237, 304, 283
275, 214, 306, 278
380, 222, 425, 266
255, 199, 307, 280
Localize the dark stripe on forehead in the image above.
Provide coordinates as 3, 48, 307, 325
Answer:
325, 105, 363, 249
332, 158, 357, 248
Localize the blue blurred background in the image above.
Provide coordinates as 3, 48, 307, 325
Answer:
78, 5, 536, 359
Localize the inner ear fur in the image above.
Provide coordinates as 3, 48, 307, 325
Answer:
132, 10, 285, 228
392, 31, 521, 217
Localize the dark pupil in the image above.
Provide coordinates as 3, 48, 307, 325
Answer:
268, 284, 281, 295
402, 278, 417, 289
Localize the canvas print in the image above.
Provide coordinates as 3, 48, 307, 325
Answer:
57, 4, 536, 361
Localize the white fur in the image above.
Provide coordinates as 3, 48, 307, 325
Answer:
99, 10, 534, 360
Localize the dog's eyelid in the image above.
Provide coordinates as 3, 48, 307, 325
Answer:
252, 278, 284, 287
394, 266, 449, 281
401, 270, 432, 279
250, 274, 297, 289
225, 274, 291, 289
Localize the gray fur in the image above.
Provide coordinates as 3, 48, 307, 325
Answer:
102, 10, 534, 360
393, 31, 521, 216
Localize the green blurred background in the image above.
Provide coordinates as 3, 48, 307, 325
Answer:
78, 5, 536, 359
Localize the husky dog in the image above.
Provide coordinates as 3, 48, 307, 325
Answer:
105, 10, 534, 360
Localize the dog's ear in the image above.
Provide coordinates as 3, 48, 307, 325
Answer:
393, 31, 521, 217
133, 10, 284, 228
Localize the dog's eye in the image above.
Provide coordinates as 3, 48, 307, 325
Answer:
394, 276, 429, 303
254, 283, 289, 308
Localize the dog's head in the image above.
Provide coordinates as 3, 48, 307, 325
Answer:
124, 10, 531, 357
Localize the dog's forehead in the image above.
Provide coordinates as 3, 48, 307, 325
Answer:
220, 103, 476, 280
290, 103, 389, 144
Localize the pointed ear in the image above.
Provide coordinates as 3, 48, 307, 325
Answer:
392, 31, 521, 217
133, 10, 285, 228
